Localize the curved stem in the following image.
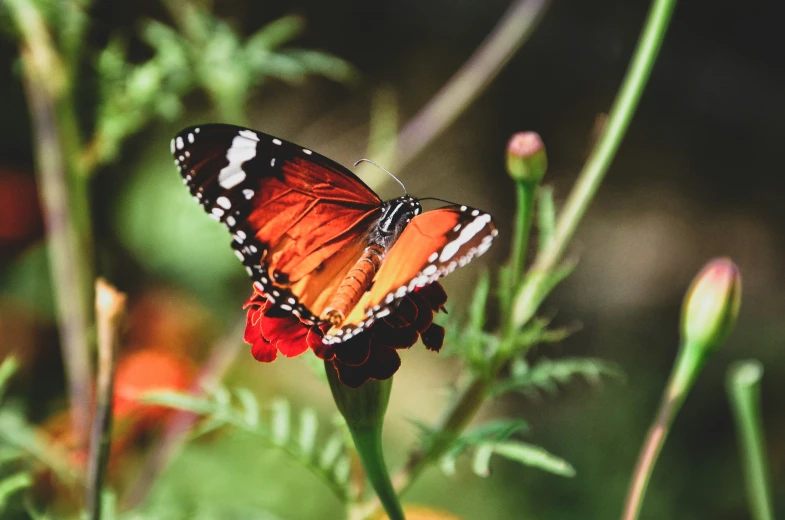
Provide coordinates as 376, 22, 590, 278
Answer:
727, 361, 774, 520
351, 426, 404, 520
513, 0, 680, 328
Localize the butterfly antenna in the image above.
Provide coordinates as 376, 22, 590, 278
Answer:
418, 196, 461, 206
354, 158, 408, 196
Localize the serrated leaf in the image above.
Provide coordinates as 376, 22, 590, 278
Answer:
245, 15, 303, 54
233, 388, 260, 428
453, 418, 529, 450
189, 416, 227, 439
298, 408, 318, 457
141, 390, 214, 415
472, 444, 494, 477
492, 357, 625, 398
537, 186, 556, 253
0, 471, 32, 511
270, 399, 290, 446
210, 385, 231, 410
490, 440, 575, 477
319, 431, 345, 470
332, 454, 351, 485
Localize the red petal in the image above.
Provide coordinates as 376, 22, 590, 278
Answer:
421, 323, 445, 352
372, 320, 419, 349
417, 283, 447, 312
409, 291, 434, 333
261, 312, 309, 358
384, 296, 417, 328
307, 326, 334, 360
332, 332, 372, 366
334, 347, 401, 388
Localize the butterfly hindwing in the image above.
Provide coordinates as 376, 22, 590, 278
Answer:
172, 124, 382, 322
325, 205, 497, 342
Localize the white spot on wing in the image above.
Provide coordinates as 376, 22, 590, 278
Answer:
439, 213, 492, 263
243, 189, 254, 199
272, 138, 282, 146
187, 133, 195, 143
428, 252, 438, 263
211, 207, 225, 218
176, 136, 184, 150
216, 196, 231, 209
218, 132, 259, 189
303, 149, 312, 155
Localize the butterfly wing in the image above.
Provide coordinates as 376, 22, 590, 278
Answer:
325, 205, 497, 342
173, 124, 382, 323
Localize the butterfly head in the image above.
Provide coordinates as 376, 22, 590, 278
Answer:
374, 196, 422, 242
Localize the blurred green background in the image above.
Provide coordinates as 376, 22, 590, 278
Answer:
1, 0, 783, 518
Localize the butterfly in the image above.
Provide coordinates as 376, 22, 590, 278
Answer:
172, 123, 497, 344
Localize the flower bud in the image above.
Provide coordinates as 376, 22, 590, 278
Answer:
506, 132, 547, 185
681, 257, 742, 355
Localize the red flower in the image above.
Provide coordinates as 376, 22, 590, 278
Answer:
243, 284, 448, 387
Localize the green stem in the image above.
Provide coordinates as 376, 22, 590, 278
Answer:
727, 361, 774, 520
350, 427, 404, 520
375, 0, 682, 513
510, 182, 536, 289
512, 0, 679, 328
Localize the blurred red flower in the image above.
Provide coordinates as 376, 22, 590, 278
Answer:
244, 283, 448, 387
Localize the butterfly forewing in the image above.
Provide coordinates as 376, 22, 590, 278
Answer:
173, 124, 382, 322
326, 205, 497, 342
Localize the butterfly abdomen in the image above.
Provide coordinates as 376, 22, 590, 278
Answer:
323, 245, 385, 325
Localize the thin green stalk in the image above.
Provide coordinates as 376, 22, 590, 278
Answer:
510, 182, 536, 289
512, 0, 680, 328
381, 0, 681, 509
621, 349, 690, 520
392, 0, 552, 170
727, 361, 774, 520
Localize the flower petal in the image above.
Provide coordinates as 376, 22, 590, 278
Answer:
417, 283, 448, 312
332, 332, 372, 366
384, 296, 417, 328
372, 320, 419, 349
421, 323, 445, 352
260, 308, 309, 358
334, 347, 401, 388
409, 291, 434, 333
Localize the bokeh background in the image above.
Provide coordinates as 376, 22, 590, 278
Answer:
1, 0, 783, 518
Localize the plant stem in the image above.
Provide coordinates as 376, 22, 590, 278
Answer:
350, 427, 404, 520
508, 182, 536, 303
513, 0, 680, 328
86, 280, 126, 520
727, 361, 774, 520
392, 0, 552, 169
365, 0, 681, 513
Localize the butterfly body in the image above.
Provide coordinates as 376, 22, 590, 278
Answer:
172, 124, 497, 344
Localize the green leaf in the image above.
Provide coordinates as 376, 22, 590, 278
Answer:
245, 15, 304, 54
282, 49, 359, 84
318, 430, 345, 471
489, 440, 575, 477
0, 471, 32, 511
270, 398, 291, 446
456, 419, 529, 448
141, 390, 215, 415
234, 388, 260, 428
471, 443, 495, 477
492, 357, 625, 398
537, 186, 556, 253
0, 357, 19, 400
298, 408, 318, 457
